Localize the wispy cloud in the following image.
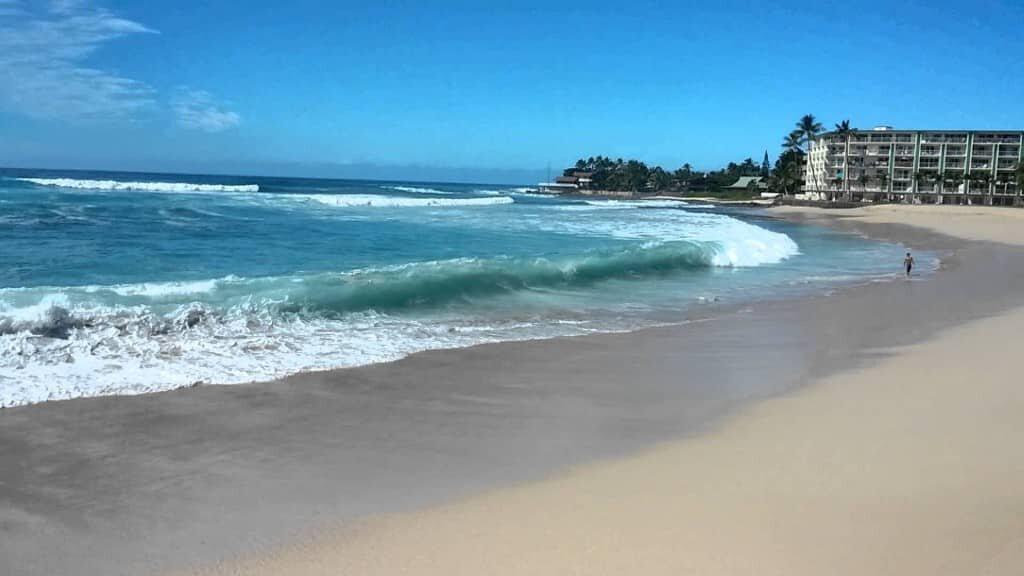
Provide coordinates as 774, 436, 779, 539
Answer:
0, 0, 157, 120
172, 88, 241, 133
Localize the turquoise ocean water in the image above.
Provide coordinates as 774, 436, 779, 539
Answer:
0, 169, 920, 406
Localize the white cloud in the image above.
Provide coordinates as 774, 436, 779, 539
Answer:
0, 0, 157, 120
172, 88, 241, 133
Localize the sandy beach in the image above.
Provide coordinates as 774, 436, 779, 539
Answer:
187, 205, 1024, 576
3, 205, 1024, 575
188, 305, 1024, 576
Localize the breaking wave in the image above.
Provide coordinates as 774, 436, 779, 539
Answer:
0, 239, 756, 332
1, 240, 752, 407
297, 194, 514, 208
380, 185, 449, 195
17, 178, 260, 193
583, 199, 688, 208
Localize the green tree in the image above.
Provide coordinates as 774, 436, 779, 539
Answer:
946, 172, 964, 204
974, 172, 992, 204
796, 114, 824, 151
783, 130, 804, 153
962, 173, 976, 204
932, 171, 945, 199
996, 172, 1011, 197
911, 171, 924, 204
877, 171, 889, 202
771, 149, 804, 196
791, 115, 822, 199
833, 120, 853, 200
648, 166, 672, 192
856, 172, 869, 192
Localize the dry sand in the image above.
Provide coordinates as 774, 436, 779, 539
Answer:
771, 203, 1024, 245
184, 205, 1024, 576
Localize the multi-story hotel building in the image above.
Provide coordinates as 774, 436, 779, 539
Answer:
804, 128, 1023, 205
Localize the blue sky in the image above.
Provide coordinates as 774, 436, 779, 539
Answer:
1, 0, 1022, 183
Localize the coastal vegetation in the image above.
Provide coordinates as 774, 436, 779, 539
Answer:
561, 114, 825, 199
563, 155, 769, 197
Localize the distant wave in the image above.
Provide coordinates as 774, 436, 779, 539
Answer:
299, 194, 514, 208
17, 177, 260, 193
583, 199, 688, 208
381, 185, 450, 195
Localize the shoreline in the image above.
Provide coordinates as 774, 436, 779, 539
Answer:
188, 303, 1024, 576
3, 205, 1024, 575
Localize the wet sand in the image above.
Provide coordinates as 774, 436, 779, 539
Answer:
3, 206, 1024, 575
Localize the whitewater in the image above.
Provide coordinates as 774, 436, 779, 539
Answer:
0, 170, 911, 407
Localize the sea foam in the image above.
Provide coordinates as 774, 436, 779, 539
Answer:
298, 194, 514, 208
381, 185, 450, 195
17, 178, 259, 193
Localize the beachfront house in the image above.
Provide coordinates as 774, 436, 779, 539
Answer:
726, 176, 778, 199
539, 171, 595, 194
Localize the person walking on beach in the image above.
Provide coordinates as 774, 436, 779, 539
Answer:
904, 252, 914, 277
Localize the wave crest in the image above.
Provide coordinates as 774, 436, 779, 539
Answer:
298, 194, 514, 208
16, 178, 260, 193
381, 185, 449, 195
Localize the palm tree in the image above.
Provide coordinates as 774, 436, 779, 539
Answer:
996, 172, 1011, 197
975, 172, 993, 205
877, 171, 889, 202
771, 150, 804, 196
831, 175, 844, 197
911, 171, 924, 204
962, 172, 976, 204
783, 130, 804, 153
797, 114, 824, 152
946, 172, 964, 204
833, 120, 853, 200
932, 171, 945, 202
857, 172, 870, 192
787, 115, 823, 200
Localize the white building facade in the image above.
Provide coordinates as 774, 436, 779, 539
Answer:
804, 128, 1024, 205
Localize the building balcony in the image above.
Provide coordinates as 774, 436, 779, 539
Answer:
975, 135, 1020, 144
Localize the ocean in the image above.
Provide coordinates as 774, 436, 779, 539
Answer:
0, 169, 920, 407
